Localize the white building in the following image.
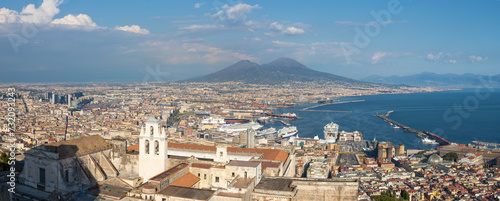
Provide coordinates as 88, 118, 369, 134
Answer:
139, 118, 169, 181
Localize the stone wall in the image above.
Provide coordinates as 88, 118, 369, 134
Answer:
108, 140, 139, 173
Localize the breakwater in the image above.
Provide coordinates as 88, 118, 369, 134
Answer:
300, 100, 365, 112
375, 111, 451, 146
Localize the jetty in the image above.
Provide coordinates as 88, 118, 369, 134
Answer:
300, 100, 365, 112
278, 120, 291, 126
375, 111, 451, 146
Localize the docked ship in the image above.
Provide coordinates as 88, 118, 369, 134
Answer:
422, 137, 439, 144
217, 122, 263, 134
278, 126, 298, 138
324, 122, 339, 144
281, 113, 297, 118
256, 127, 276, 137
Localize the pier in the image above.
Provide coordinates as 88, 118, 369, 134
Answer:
375, 111, 451, 146
300, 100, 365, 112
278, 120, 291, 126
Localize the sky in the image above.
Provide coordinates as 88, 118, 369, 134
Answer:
0, 0, 499, 82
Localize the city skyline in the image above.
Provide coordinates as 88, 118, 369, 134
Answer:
1, 0, 499, 82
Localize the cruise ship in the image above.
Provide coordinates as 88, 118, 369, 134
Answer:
217, 122, 263, 134
256, 127, 276, 137
324, 122, 339, 143
422, 137, 439, 144
278, 126, 298, 138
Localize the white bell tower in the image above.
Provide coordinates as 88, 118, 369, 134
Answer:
138, 118, 168, 181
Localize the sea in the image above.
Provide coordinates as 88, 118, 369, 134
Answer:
265, 88, 500, 150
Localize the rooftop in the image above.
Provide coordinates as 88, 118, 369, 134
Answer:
42, 135, 110, 159
170, 172, 200, 188
149, 163, 188, 181
227, 160, 260, 168
157, 186, 215, 200
255, 178, 294, 192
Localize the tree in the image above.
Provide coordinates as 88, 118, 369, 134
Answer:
0, 152, 10, 171
400, 190, 410, 200
443, 152, 458, 161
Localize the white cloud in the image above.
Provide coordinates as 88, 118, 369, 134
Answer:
269, 22, 305, 35
179, 24, 219, 30
52, 14, 99, 30
426, 52, 487, 64
194, 3, 205, 8
272, 40, 305, 46
469, 55, 488, 63
0, 0, 61, 24
371, 52, 388, 64
0, 0, 149, 34
115, 25, 150, 34
211, 3, 260, 26
0, 8, 20, 23
139, 40, 257, 64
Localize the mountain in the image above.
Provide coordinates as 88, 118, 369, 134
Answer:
362, 72, 500, 87
187, 57, 365, 85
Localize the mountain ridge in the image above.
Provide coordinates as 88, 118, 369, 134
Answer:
186, 57, 366, 85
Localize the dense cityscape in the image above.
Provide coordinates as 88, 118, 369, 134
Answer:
0, 82, 498, 201
2, 0, 500, 200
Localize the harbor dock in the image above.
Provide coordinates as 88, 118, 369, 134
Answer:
375, 111, 451, 146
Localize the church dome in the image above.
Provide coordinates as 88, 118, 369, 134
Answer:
428, 154, 443, 164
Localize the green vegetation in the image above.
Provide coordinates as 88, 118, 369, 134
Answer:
0, 152, 10, 171
443, 152, 458, 161
416, 151, 426, 158
372, 190, 409, 201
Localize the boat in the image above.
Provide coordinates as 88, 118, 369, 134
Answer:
422, 137, 439, 144
281, 113, 297, 118
393, 125, 400, 129
256, 127, 276, 137
324, 122, 339, 143
217, 122, 263, 134
278, 126, 298, 138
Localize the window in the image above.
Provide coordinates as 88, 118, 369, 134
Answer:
219, 151, 223, 157
232, 172, 235, 177
150, 126, 154, 136
204, 174, 206, 180
198, 173, 200, 177
162, 198, 166, 201
244, 171, 247, 178
155, 140, 159, 155
65, 170, 69, 183
215, 177, 219, 182
39, 168, 46, 184
145, 140, 150, 154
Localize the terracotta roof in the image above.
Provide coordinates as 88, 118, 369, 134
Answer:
43, 135, 110, 159
170, 172, 200, 188
127, 143, 139, 152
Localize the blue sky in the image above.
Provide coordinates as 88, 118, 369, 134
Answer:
0, 0, 499, 82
